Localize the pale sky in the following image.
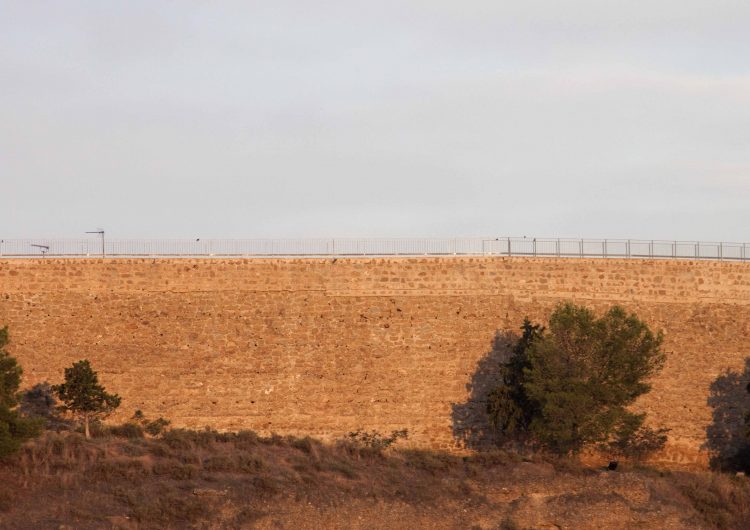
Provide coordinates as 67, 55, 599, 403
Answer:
1, 1, 749, 241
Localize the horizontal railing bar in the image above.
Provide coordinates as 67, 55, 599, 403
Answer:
0, 237, 748, 262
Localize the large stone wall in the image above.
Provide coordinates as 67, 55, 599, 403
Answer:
1, 257, 749, 466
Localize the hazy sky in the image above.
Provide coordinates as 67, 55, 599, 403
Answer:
2, 1, 749, 240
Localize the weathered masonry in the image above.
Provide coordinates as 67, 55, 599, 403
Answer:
1, 257, 749, 466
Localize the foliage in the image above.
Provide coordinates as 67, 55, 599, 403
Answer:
0, 327, 22, 408
487, 303, 667, 455
0, 326, 43, 458
608, 421, 670, 460
53, 359, 121, 438
108, 422, 145, 439
487, 318, 544, 437
131, 409, 171, 436
347, 429, 409, 450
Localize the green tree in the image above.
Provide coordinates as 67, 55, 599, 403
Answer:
487, 318, 544, 437
0, 326, 42, 458
53, 360, 121, 438
487, 303, 668, 455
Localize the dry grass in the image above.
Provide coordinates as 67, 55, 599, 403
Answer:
669, 471, 750, 529
1, 427, 749, 529
0, 428, 490, 528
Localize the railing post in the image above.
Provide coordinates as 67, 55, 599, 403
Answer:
556, 238, 560, 257
579, 239, 583, 258
649, 240, 654, 258
626, 239, 631, 258
696, 241, 700, 259
719, 242, 723, 261
603, 240, 607, 258
507, 237, 511, 257
673, 241, 676, 258
533, 238, 537, 256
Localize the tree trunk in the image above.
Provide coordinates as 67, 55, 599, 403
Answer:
84, 414, 90, 439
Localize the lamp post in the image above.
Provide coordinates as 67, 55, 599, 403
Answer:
86, 229, 105, 257
30, 244, 49, 258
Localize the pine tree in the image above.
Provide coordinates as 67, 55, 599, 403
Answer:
53, 360, 121, 438
0, 326, 42, 458
488, 303, 668, 456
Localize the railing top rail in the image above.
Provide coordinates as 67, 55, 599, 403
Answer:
0, 237, 747, 261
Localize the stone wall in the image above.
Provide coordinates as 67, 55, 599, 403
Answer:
1, 257, 749, 466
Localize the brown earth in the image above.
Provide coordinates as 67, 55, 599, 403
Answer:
1, 430, 748, 530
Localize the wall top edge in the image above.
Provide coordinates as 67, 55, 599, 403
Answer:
1, 256, 750, 266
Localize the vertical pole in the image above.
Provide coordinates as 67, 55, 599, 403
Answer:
649, 240, 653, 258
556, 238, 560, 257
533, 239, 537, 256
719, 242, 723, 261
603, 240, 607, 258
626, 239, 631, 258
579, 239, 583, 258
86, 230, 105, 258
507, 237, 511, 257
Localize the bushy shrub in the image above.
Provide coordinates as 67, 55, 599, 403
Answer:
346, 429, 408, 450
236, 454, 265, 472
109, 422, 145, 439
202, 455, 234, 472
131, 410, 171, 436
0, 326, 43, 458
487, 303, 667, 456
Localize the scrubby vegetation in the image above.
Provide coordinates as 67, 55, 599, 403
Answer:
0, 427, 749, 529
346, 428, 409, 449
0, 327, 42, 458
487, 303, 668, 457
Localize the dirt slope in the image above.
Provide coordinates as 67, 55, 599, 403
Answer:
0, 431, 747, 529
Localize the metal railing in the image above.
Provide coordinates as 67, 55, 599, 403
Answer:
0, 237, 748, 261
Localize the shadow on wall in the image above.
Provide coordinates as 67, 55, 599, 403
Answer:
20, 382, 72, 431
451, 330, 517, 450
705, 358, 750, 470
